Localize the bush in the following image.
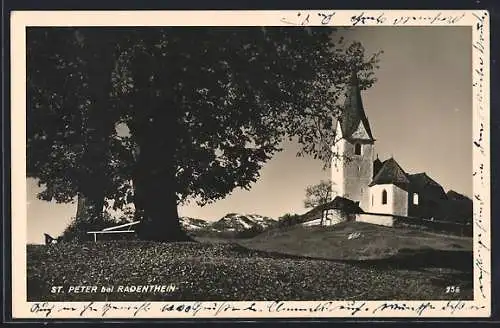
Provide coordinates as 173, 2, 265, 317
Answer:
62, 212, 138, 242
235, 225, 265, 239
277, 213, 302, 227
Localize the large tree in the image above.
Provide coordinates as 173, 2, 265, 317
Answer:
27, 28, 135, 222
27, 27, 380, 241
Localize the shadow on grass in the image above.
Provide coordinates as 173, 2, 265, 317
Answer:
232, 242, 473, 273
344, 248, 473, 272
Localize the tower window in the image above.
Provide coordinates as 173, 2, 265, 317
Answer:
413, 193, 419, 205
371, 194, 374, 206
354, 143, 362, 155
382, 189, 388, 205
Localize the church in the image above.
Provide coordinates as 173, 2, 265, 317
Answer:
325, 72, 472, 227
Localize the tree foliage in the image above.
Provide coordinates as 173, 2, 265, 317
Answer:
27, 27, 381, 241
304, 180, 333, 209
235, 225, 266, 239
277, 213, 302, 227
27, 28, 135, 219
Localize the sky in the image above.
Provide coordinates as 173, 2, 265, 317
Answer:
26, 26, 472, 244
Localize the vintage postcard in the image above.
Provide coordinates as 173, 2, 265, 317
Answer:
10, 10, 490, 319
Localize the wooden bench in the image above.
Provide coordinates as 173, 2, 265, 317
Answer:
87, 221, 140, 242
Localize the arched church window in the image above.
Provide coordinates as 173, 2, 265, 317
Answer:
354, 143, 362, 155
382, 189, 388, 205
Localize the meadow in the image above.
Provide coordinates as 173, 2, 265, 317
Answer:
27, 222, 473, 301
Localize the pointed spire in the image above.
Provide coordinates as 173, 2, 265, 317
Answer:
339, 70, 375, 142
373, 154, 383, 179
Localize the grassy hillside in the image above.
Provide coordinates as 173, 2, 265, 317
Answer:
238, 221, 472, 262
27, 237, 472, 301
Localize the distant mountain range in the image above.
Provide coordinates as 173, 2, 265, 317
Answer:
179, 213, 277, 233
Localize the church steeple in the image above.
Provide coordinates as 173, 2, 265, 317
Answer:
339, 71, 375, 142
331, 70, 376, 211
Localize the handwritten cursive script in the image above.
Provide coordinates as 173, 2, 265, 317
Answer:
27, 299, 488, 318
472, 10, 489, 301
279, 11, 466, 26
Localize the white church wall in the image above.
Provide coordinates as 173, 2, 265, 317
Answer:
368, 183, 408, 216
369, 183, 395, 214
357, 213, 394, 227
345, 141, 373, 211
302, 218, 322, 227
358, 184, 409, 227
323, 209, 346, 226
391, 184, 409, 217
302, 210, 345, 227
349, 121, 374, 212
331, 123, 374, 211
331, 129, 345, 199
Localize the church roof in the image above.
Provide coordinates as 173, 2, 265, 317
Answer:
339, 71, 375, 142
446, 190, 472, 202
373, 157, 383, 178
369, 158, 449, 199
408, 173, 442, 190
369, 157, 410, 187
408, 172, 447, 199
323, 196, 364, 214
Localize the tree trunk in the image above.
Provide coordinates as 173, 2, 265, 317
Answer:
135, 185, 189, 242
73, 30, 116, 226
76, 140, 107, 224
133, 158, 191, 242
75, 191, 105, 222
74, 29, 116, 226
132, 125, 192, 242
126, 45, 193, 242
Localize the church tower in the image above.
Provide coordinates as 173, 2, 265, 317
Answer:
331, 71, 375, 211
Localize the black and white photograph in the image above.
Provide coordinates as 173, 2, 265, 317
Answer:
10, 10, 491, 319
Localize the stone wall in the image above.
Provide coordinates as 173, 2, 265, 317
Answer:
356, 213, 394, 227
